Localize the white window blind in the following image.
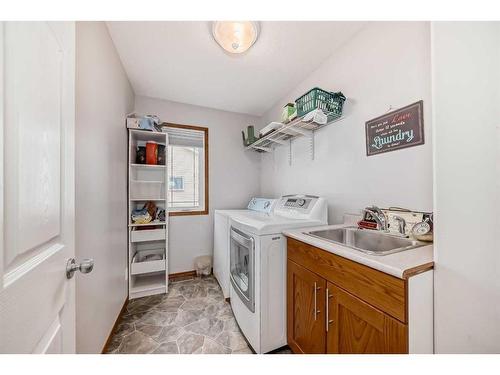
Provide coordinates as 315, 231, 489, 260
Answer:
165, 127, 204, 148
164, 127, 205, 212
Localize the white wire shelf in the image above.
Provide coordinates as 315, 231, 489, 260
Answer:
245, 110, 344, 164
246, 111, 343, 153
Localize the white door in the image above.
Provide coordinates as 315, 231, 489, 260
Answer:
0, 22, 76, 353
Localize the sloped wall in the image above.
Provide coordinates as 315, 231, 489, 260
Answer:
259, 22, 433, 223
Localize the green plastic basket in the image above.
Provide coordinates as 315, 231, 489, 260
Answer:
295, 88, 346, 118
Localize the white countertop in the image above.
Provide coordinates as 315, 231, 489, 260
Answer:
283, 224, 434, 279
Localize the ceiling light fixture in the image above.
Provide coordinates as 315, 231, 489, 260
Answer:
212, 21, 259, 54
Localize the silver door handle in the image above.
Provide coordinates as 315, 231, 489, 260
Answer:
230, 227, 254, 248
326, 288, 333, 332
66, 258, 94, 279
313, 282, 321, 320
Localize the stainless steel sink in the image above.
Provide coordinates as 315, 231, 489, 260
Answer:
304, 226, 426, 255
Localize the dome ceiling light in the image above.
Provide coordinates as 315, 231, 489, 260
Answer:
212, 21, 259, 54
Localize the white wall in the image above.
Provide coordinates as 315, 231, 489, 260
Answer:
134, 96, 261, 273
431, 22, 500, 353
259, 22, 433, 223
75, 22, 134, 353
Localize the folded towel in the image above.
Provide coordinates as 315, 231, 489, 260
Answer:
131, 208, 152, 224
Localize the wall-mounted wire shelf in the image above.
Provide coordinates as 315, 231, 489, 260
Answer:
245, 110, 344, 165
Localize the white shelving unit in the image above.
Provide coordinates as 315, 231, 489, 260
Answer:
246, 110, 343, 165
128, 129, 169, 299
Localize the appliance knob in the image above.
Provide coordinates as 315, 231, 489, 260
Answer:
297, 198, 305, 207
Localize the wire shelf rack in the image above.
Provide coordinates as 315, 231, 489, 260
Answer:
245, 110, 344, 165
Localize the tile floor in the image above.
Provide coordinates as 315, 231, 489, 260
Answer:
105, 276, 291, 354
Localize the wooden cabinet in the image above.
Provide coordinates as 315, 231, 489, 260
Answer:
287, 261, 326, 353
287, 237, 410, 354
326, 283, 407, 354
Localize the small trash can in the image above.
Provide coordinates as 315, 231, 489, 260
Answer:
194, 255, 212, 277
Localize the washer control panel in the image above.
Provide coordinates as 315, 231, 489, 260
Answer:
247, 197, 276, 214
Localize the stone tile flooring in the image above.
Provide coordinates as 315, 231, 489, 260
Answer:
105, 276, 263, 354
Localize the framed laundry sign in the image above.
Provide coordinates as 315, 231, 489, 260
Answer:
365, 101, 425, 156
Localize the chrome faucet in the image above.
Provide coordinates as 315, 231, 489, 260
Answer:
393, 215, 407, 237
363, 206, 388, 232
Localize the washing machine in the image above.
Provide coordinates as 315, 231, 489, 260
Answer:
213, 198, 276, 299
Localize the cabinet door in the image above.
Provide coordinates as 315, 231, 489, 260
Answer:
326, 283, 408, 354
287, 260, 326, 353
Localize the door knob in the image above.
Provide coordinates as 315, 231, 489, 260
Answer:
66, 258, 94, 279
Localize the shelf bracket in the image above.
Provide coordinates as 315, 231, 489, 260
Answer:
268, 138, 288, 145
253, 145, 272, 152
291, 127, 312, 137
310, 131, 315, 161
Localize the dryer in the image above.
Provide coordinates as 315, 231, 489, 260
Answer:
229, 195, 328, 353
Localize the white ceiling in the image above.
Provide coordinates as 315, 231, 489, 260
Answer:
107, 21, 365, 116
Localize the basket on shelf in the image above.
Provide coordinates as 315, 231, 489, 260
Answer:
295, 87, 346, 118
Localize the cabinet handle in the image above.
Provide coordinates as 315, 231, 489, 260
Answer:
314, 282, 317, 320
326, 288, 333, 332
314, 282, 321, 320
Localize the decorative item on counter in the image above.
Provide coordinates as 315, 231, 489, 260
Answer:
146, 141, 158, 165
360, 206, 432, 239
157, 144, 166, 165
360, 209, 381, 230
242, 125, 258, 146
357, 219, 378, 230
384, 208, 425, 237
281, 103, 297, 124
295, 88, 346, 118
411, 214, 433, 242
136, 146, 146, 164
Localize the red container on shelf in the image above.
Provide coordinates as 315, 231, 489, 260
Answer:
145, 141, 158, 165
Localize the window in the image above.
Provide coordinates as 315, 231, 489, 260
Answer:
168, 147, 199, 207
164, 123, 208, 216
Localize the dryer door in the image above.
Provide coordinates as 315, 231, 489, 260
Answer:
229, 227, 255, 312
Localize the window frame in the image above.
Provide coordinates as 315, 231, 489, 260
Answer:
163, 122, 209, 216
